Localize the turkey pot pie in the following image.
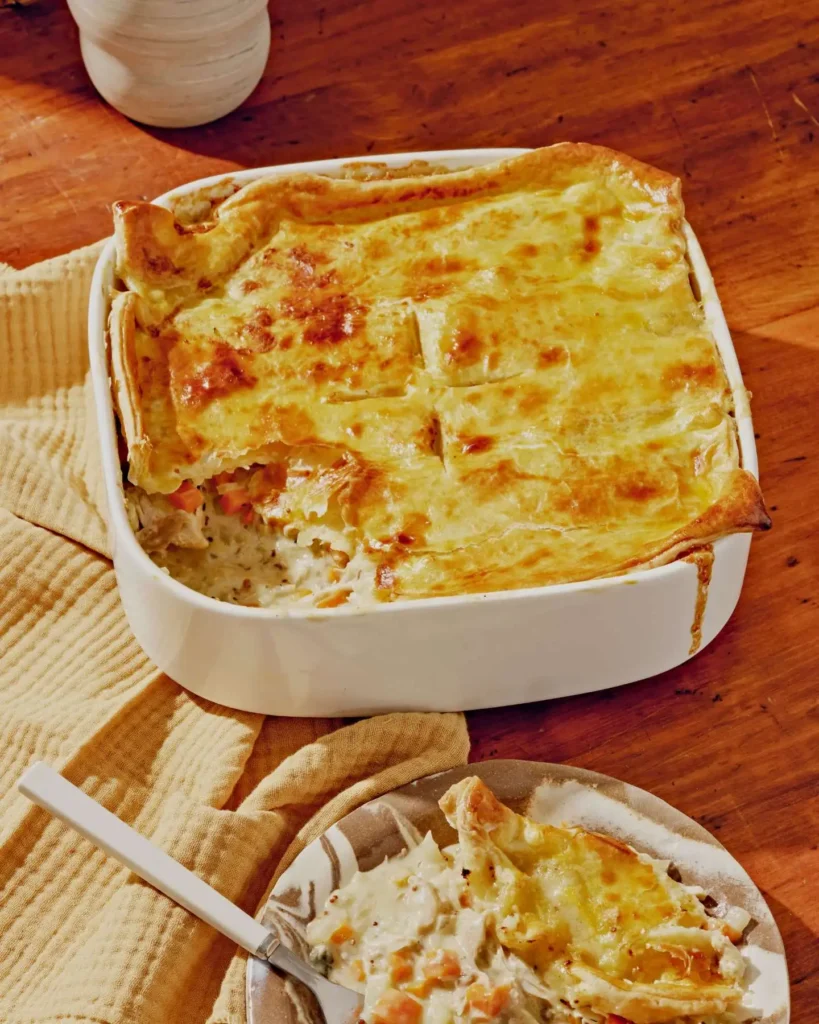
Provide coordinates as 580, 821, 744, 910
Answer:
110, 144, 770, 609
307, 777, 754, 1024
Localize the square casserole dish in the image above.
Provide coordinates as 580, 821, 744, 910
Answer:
88, 148, 763, 716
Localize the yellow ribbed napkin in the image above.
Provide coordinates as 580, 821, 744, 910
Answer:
0, 243, 469, 1023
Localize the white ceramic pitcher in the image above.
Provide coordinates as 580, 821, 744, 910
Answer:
66, 0, 270, 128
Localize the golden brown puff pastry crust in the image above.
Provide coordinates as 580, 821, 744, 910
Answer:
110, 143, 769, 601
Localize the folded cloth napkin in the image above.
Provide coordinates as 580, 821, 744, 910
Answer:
0, 243, 470, 1023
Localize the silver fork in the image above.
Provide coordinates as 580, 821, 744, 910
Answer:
18, 762, 363, 1024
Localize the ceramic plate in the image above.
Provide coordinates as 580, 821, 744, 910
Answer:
246, 760, 789, 1023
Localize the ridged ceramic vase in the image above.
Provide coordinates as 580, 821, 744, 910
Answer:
66, 0, 270, 128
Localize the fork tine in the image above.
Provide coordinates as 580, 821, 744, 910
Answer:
268, 944, 364, 1024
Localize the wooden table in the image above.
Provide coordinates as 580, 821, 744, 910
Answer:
2, 0, 816, 1016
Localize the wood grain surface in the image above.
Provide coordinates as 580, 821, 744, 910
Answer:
1, 0, 816, 1018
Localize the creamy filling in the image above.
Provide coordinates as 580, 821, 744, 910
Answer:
305, 835, 753, 1024
125, 473, 375, 609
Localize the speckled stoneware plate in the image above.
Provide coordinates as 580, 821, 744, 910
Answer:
246, 759, 789, 1024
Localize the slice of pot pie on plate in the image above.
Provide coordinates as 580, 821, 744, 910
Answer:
306, 776, 752, 1024
110, 143, 769, 608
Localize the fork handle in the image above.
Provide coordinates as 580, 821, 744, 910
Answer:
18, 761, 275, 958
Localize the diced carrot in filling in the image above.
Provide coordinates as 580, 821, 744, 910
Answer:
329, 924, 355, 945
168, 480, 204, 512
351, 959, 366, 982
466, 983, 510, 1017
487, 988, 510, 1016
389, 950, 414, 983
372, 990, 422, 1024
315, 589, 352, 609
219, 488, 251, 515
422, 950, 461, 981
405, 980, 433, 999
213, 471, 235, 488
240, 505, 256, 526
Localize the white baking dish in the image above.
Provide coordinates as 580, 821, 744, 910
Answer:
88, 149, 763, 716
